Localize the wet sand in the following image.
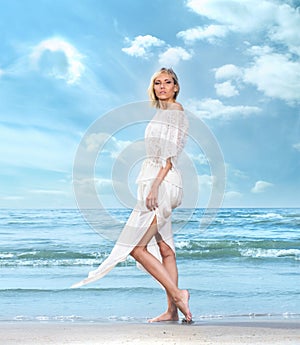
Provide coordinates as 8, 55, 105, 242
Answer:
0, 320, 299, 344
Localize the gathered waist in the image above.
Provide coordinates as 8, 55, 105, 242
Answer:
136, 159, 182, 188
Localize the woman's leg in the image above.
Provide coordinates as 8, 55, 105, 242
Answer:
149, 235, 179, 322
130, 216, 192, 322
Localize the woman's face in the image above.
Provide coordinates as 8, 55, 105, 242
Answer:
153, 73, 178, 103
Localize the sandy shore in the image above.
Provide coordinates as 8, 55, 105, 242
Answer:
0, 320, 299, 345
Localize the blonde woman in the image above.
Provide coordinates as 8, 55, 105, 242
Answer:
72, 68, 192, 323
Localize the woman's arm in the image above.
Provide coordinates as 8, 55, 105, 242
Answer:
146, 158, 172, 211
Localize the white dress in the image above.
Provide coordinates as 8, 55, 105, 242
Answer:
71, 109, 189, 288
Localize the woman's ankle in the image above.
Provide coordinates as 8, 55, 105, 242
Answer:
172, 289, 183, 303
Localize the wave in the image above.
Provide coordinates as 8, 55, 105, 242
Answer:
0, 287, 160, 294
1, 239, 299, 267
240, 248, 300, 259
0, 250, 108, 267
2, 312, 300, 323
175, 239, 300, 260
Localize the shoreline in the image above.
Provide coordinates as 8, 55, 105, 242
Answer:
1, 320, 299, 345
2, 313, 299, 323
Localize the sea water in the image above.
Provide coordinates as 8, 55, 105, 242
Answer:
0, 208, 299, 322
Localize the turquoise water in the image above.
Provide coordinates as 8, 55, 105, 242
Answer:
0, 208, 299, 322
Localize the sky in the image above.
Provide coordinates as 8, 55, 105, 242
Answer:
0, 0, 299, 209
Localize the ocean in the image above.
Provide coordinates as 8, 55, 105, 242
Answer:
0, 208, 299, 323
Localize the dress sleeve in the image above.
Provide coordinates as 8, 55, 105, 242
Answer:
146, 110, 189, 168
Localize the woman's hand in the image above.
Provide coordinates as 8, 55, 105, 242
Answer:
145, 158, 172, 211
146, 185, 159, 211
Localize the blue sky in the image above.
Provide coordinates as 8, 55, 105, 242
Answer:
0, 0, 299, 209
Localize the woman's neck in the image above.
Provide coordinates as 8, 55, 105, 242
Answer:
158, 100, 176, 109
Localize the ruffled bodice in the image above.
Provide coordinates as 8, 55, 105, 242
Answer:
136, 109, 189, 187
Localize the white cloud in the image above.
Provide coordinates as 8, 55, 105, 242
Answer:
0, 68, 4, 77
158, 47, 192, 66
214, 51, 300, 103
85, 132, 111, 152
30, 37, 85, 84
243, 52, 300, 103
215, 64, 242, 80
110, 137, 133, 159
293, 143, 300, 152
186, 98, 261, 120
74, 177, 114, 196
225, 191, 243, 200
269, 3, 300, 56
121, 36, 191, 66
251, 180, 273, 193
184, 1, 300, 56
29, 189, 67, 196
188, 152, 208, 166
0, 196, 24, 201
85, 132, 132, 157
231, 167, 248, 180
185, 1, 300, 104
186, 0, 277, 33
215, 81, 239, 98
122, 35, 165, 58
214, 65, 242, 97
246, 45, 273, 57
177, 24, 228, 43
198, 174, 213, 188
95, 178, 114, 195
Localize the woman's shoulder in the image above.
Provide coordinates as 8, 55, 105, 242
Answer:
167, 102, 184, 111
154, 102, 187, 123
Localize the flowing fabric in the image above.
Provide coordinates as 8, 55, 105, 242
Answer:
71, 109, 188, 288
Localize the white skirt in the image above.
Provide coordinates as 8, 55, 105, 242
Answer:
71, 179, 183, 288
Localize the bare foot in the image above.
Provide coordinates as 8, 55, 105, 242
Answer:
148, 310, 179, 323
173, 289, 192, 322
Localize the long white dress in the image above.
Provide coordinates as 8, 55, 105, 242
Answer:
71, 109, 189, 288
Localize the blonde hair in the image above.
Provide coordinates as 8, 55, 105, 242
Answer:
148, 68, 180, 108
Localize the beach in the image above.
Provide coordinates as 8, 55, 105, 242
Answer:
1, 320, 299, 344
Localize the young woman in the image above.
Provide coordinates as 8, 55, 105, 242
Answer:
72, 68, 192, 323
